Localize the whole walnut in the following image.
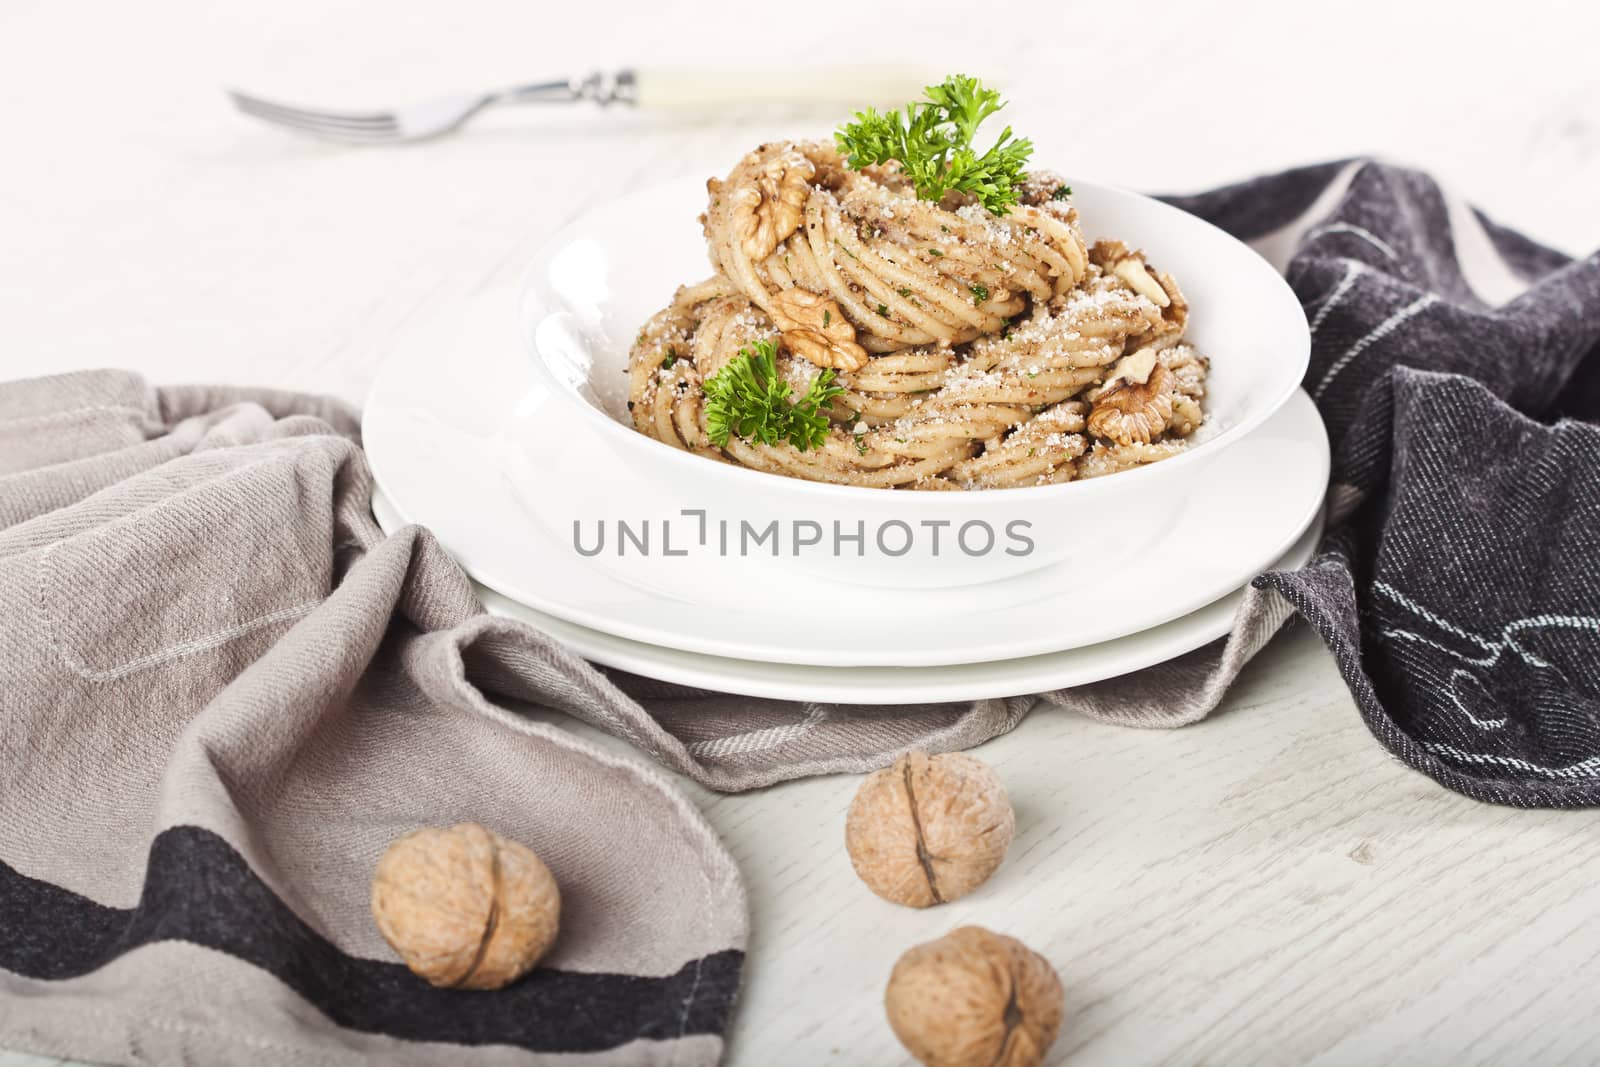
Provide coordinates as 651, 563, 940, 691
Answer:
845, 751, 1015, 907
885, 926, 1064, 1067
371, 822, 560, 990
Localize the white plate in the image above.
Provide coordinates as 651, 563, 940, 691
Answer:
373, 489, 1320, 704
364, 288, 1328, 668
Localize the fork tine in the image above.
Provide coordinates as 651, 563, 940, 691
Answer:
233, 102, 400, 143
231, 101, 383, 135
231, 96, 402, 142
242, 104, 396, 133
228, 90, 395, 126
229, 91, 399, 131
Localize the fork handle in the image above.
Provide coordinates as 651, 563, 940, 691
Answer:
632, 65, 946, 112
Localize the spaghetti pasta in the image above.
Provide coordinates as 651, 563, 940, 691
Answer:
627, 142, 1210, 490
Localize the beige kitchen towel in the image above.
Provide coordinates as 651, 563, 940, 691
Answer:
0, 371, 746, 1065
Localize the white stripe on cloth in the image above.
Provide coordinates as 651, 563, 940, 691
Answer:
1375, 581, 1600, 735
1312, 294, 1439, 400
1421, 742, 1600, 781
1309, 260, 1366, 336
1305, 222, 1400, 261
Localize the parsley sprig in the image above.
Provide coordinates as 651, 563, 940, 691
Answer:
704, 339, 844, 452
834, 75, 1033, 216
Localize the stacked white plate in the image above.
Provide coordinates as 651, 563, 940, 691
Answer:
365, 179, 1327, 704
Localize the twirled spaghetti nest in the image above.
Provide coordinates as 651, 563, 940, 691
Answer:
627, 140, 1209, 490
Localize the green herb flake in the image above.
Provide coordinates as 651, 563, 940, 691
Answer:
702, 339, 845, 453
1051, 184, 1072, 200
876, 303, 890, 318
834, 75, 1034, 216
970, 283, 990, 306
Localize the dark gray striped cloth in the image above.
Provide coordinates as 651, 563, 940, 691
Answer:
1170, 160, 1600, 807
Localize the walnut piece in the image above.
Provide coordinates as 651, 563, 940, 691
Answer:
1113, 257, 1171, 308
1096, 345, 1160, 393
1087, 362, 1176, 446
1091, 239, 1179, 310
771, 286, 870, 371
371, 822, 560, 990
728, 147, 815, 261
885, 926, 1065, 1067
845, 750, 1015, 908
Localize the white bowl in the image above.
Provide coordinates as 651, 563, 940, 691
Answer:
519, 176, 1310, 589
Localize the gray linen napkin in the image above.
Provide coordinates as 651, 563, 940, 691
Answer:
0, 374, 744, 1065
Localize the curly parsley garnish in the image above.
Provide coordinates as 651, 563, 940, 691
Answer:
834, 75, 1033, 216
704, 339, 844, 452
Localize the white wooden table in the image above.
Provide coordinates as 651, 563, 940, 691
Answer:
4, 0, 1599, 1063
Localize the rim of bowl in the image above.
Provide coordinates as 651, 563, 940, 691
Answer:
518, 175, 1310, 504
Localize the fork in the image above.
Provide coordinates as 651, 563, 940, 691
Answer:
229, 65, 947, 145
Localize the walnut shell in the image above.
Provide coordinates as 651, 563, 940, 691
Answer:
371, 822, 560, 990
885, 926, 1065, 1067
845, 751, 1015, 907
